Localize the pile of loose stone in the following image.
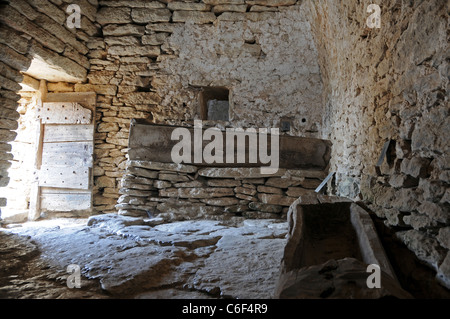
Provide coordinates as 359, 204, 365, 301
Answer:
117, 160, 327, 222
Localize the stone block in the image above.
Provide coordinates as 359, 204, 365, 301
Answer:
397, 230, 446, 270
246, 0, 296, 6
160, 187, 234, 199
167, 3, 212, 11
127, 167, 159, 179
257, 185, 283, 194
120, 92, 162, 105
131, 8, 171, 23
265, 177, 299, 188
97, 7, 132, 25
201, 197, 240, 207
96, 176, 116, 188
199, 167, 285, 179
234, 186, 257, 196
437, 252, 450, 290
437, 227, 450, 250
258, 193, 297, 207
248, 202, 283, 213
103, 24, 145, 36
172, 11, 216, 24
108, 45, 161, 57
213, 5, 247, 13
401, 157, 431, 178
158, 173, 190, 183
128, 160, 198, 174
207, 179, 241, 187
285, 187, 313, 198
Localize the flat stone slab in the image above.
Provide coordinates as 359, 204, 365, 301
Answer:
3, 216, 288, 298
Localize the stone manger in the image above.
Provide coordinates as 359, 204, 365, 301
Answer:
275, 195, 413, 299
117, 121, 332, 222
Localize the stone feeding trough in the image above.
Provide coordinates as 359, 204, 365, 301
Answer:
275, 194, 412, 299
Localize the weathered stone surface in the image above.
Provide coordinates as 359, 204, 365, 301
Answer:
417, 201, 449, 224
153, 180, 171, 189
257, 185, 283, 194
275, 258, 412, 299
167, 3, 211, 11
198, 167, 285, 179
437, 252, 450, 290
119, 188, 157, 197
249, 202, 283, 213
158, 173, 190, 183
213, 5, 247, 13
96, 7, 132, 25
127, 167, 159, 179
156, 202, 223, 220
27, 42, 87, 82
173, 180, 204, 188
172, 11, 216, 24
437, 227, 450, 250
203, 0, 245, 4
108, 45, 160, 57
201, 197, 240, 207
265, 177, 300, 188
258, 194, 296, 207
234, 186, 257, 196
103, 24, 145, 36
397, 230, 446, 270
75, 84, 117, 95
246, 0, 297, 6
401, 157, 431, 178
285, 187, 311, 198
141, 33, 169, 46
207, 179, 241, 187
131, 9, 172, 23
160, 187, 234, 199
383, 208, 408, 227
0, 44, 30, 71
128, 160, 198, 174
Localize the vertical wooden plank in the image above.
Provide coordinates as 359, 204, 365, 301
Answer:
29, 80, 47, 220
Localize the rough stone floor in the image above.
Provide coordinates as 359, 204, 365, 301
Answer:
0, 214, 288, 299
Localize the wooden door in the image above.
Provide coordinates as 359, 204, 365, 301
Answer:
30, 92, 96, 218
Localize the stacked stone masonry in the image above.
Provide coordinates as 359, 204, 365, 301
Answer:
84, 0, 323, 214
0, 0, 448, 289
117, 160, 326, 222
307, 1, 449, 288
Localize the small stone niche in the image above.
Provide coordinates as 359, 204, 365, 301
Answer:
199, 87, 230, 121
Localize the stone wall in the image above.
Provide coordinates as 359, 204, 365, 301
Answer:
306, 0, 449, 288
117, 160, 327, 222
0, 0, 322, 215
0, 91, 39, 222
86, 0, 323, 213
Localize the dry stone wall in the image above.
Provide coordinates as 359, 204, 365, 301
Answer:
85, 0, 324, 213
0, 92, 39, 222
0, 0, 322, 216
117, 160, 326, 222
306, 0, 449, 288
